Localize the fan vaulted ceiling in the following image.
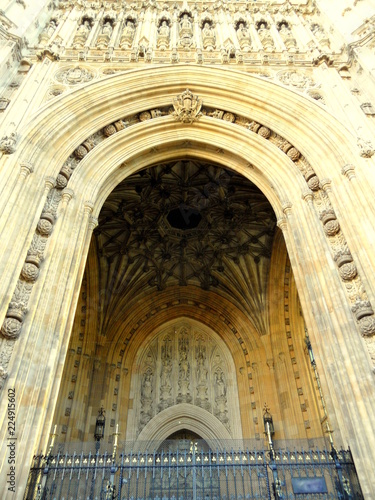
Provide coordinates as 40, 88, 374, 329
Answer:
93, 160, 277, 334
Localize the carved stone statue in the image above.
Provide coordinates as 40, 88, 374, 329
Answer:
158, 20, 169, 37
215, 371, 226, 398
197, 354, 207, 384
180, 350, 189, 379
214, 370, 229, 428
278, 23, 297, 51
79, 22, 90, 36
120, 20, 136, 48
157, 20, 170, 50
73, 20, 91, 48
180, 14, 192, 31
102, 22, 113, 37
257, 22, 274, 51
196, 346, 208, 406
179, 14, 194, 48
236, 23, 251, 51
97, 21, 113, 48
141, 371, 153, 399
176, 336, 191, 403
202, 22, 215, 50
311, 23, 330, 50
160, 359, 172, 388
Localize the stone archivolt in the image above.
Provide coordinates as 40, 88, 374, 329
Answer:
1, 85, 374, 388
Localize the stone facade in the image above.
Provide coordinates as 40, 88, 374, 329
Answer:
1, 0, 375, 498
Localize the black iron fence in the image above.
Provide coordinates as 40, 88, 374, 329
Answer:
25, 441, 363, 500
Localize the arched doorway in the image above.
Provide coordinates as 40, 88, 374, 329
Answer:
1, 66, 374, 497
158, 430, 209, 453
51, 158, 318, 450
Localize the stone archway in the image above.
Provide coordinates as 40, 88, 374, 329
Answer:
0, 65, 375, 497
132, 403, 233, 452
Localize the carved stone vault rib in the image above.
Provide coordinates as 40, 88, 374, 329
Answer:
94, 159, 276, 336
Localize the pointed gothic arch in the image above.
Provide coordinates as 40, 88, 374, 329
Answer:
1, 65, 375, 496
133, 403, 233, 452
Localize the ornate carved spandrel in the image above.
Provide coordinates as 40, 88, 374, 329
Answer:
55, 66, 94, 86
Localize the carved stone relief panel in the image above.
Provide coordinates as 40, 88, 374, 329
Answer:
134, 322, 237, 436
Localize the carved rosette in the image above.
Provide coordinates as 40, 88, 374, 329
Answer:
339, 262, 357, 281
319, 209, 340, 236
56, 165, 73, 189
74, 140, 94, 159
103, 124, 116, 136
359, 316, 375, 337
324, 219, 340, 236
21, 263, 40, 283
56, 174, 68, 189
258, 126, 271, 139
1, 318, 22, 339
307, 175, 320, 191
287, 147, 301, 161
103, 120, 126, 137
37, 212, 55, 236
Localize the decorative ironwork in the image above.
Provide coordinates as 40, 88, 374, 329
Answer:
24, 441, 363, 499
